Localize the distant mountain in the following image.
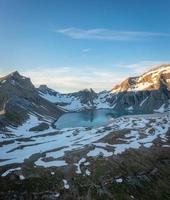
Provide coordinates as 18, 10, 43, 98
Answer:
108, 64, 170, 112
0, 64, 170, 129
111, 64, 170, 93
0, 71, 63, 129
38, 85, 98, 111
38, 64, 170, 113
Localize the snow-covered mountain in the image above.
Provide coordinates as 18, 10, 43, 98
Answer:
38, 64, 170, 113
38, 85, 114, 111
111, 64, 170, 93
0, 64, 170, 129
108, 64, 170, 112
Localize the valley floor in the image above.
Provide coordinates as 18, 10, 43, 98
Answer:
0, 112, 170, 199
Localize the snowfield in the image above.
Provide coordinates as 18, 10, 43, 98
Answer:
39, 90, 114, 111
39, 91, 86, 111
0, 111, 170, 177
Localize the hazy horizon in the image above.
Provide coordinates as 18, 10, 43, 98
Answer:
1, 62, 170, 93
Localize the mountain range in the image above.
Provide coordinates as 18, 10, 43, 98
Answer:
39, 64, 170, 112
0, 64, 170, 129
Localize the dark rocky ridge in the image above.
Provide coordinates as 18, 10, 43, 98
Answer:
0, 71, 63, 129
108, 82, 170, 112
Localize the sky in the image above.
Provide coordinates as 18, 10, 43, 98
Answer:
0, 0, 170, 92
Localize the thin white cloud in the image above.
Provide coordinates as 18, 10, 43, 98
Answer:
55, 28, 170, 41
82, 48, 91, 52
22, 67, 124, 93
118, 60, 170, 74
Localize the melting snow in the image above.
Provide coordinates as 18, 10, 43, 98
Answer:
140, 97, 149, 107
35, 159, 67, 167
154, 104, 165, 113
63, 179, 69, 189
85, 169, 91, 176
0, 112, 169, 175
2, 167, 21, 177
54, 193, 60, 197
87, 147, 113, 157
75, 158, 86, 174
19, 174, 25, 180
115, 178, 123, 183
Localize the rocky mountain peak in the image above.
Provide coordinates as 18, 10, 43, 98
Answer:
38, 85, 49, 93
0, 71, 35, 91
39, 84, 48, 90
9, 70, 21, 77
1, 71, 24, 81
80, 88, 96, 94
38, 85, 58, 96
111, 64, 170, 93
0, 72, 63, 128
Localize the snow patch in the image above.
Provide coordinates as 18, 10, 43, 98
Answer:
1, 167, 21, 177
63, 179, 69, 189
154, 104, 165, 113
87, 147, 113, 157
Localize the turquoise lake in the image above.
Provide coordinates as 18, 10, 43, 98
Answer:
55, 109, 146, 129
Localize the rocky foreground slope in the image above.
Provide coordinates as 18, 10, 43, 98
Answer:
39, 64, 170, 113
0, 112, 170, 199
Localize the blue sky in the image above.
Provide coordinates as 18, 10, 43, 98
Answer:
0, 0, 170, 92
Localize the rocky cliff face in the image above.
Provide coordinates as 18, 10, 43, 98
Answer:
108, 64, 170, 112
0, 71, 63, 128
111, 64, 170, 93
